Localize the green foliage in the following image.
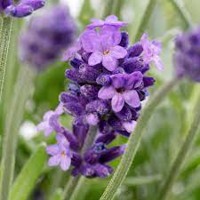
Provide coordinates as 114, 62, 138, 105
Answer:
1, 0, 200, 200
9, 144, 47, 200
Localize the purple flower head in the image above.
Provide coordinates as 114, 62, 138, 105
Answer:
87, 15, 127, 29
98, 72, 143, 112
46, 134, 72, 171
174, 27, 200, 82
19, 5, 76, 71
1, 0, 45, 17
38, 15, 160, 178
37, 104, 64, 136
81, 26, 127, 71
140, 33, 163, 70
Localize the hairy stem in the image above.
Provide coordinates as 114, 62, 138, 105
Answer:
0, 17, 13, 102
99, 77, 180, 200
168, 0, 193, 29
63, 126, 97, 200
158, 91, 200, 200
0, 66, 35, 200
134, 0, 157, 42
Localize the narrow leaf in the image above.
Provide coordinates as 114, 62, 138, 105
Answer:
9, 144, 47, 200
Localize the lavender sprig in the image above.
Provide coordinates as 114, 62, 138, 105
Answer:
38, 15, 162, 180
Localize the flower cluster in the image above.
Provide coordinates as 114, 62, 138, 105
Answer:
38, 15, 162, 178
19, 5, 76, 71
174, 27, 200, 82
0, 0, 45, 18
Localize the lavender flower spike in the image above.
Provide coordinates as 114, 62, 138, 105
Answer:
174, 27, 200, 82
39, 15, 161, 178
19, 5, 76, 71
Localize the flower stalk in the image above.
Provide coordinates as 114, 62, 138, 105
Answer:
0, 17, 13, 102
134, 0, 157, 42
100, 76, 180, 200
158, 90, 200, 200
168, 0, 193, 29
0, 66, 35, 200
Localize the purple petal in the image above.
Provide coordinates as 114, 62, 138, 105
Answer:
123, 120, 137, 133
46, 144, 59, 156
88, 51, 103, 66
98, 86, 116, 99
111, 74, 126, 89
48, 155, 61, 166
154, 56, 164, 70
100, 26, 121, 48
105, 15, 118, 22
110, 45, 127, 59
62, 42, 81, 61
111, 93, 124, 112
86, 113, 99, 126
102, 55, 118, 71
60, 156, 71, 171
81, 30, 101, 52
123, 90, 140, 108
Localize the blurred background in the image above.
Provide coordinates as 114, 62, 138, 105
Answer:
1, 0, 200, 200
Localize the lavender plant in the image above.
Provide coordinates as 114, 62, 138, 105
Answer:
38, 15, 162, 178
19, 5, 76, 70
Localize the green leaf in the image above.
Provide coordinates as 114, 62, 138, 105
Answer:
50, 189, 63, 200
9, 144, 47, 200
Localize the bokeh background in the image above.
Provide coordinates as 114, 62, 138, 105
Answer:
1, 0, 200, 200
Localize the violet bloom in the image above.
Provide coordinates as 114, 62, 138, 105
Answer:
140, 33, 163, 70
19, 5, 76, 71
1, 0, 45, 17
39, 15, 161, 178
98, 72, 142, 112
37, 104, 63, 136
87, 15, 127, 29
81, 26, 127, 71
46, 134, 72, 171
174, 27, 200, 82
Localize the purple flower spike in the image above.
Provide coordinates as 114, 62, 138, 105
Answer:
140, 33, 163, 70
87, 15, 127, 29
81, 27, 127, 71
38, 15, 159, 178
19, 5, 76, 70
174, 27, 200, 82
46, 134, 72, 171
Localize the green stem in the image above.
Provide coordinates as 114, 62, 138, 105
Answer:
100, 77, 180, 200
103, 0, 115, 18
0, 66, 35, 200
134, 0, 157, 42
168, 0, 193, 29
63, 126, 97, 200
3, 20, 20, 115
69, 177, 86, 200
158, 91, 200, 200
112, 0, 124, 17
0, 17, 13, 102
